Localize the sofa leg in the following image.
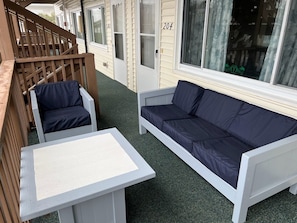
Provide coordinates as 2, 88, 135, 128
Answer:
232, 202, 248, 223
139, 125, 147, 135
289, 184, 297, 195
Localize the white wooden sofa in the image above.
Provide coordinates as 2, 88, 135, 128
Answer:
137, 81, 297, 223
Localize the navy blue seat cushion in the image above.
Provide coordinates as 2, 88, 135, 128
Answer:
195, 90, 243, 131
162, 118, 230, 153
172, 80, 204, 115
42, 106, 91, 133
35, 80, 83, 112
141, 104, 193, 129
192, 137, 254, 188
228, 103, 297, 147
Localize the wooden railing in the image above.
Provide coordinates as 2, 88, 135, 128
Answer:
15, 53, 100, 123
0, 55, 99, 223
0, 60, 29, 223
4, 0, 77, 58
1, 2, 99, 222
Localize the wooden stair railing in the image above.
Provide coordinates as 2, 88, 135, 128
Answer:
15, 53, 100, 124
4, 0, 77, 58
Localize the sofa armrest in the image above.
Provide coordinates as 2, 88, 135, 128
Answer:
137, 87, 176, 134
138, 87, 176, 107
233, 134, 297, 223
137, 87, 176, 119
80, 87, 97, 132
30, 90, 46, 143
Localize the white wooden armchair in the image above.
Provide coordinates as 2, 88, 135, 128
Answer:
30, 80, 97, 143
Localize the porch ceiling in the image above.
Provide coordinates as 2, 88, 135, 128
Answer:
16, 0, 58, 7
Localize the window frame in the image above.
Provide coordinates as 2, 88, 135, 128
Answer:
56, 14, 65, 29
175, 0, 297, 108
87, 5, 107, 48
71, 10, 85, 40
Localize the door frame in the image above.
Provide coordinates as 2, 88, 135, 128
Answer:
111, 0, 127, 86
136, 0, 160, 92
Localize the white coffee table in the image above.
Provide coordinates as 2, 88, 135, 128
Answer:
20, 128, 155, 223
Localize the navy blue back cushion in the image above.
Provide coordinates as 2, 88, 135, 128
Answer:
172, 80, 204, 115
228, 103, 297, 147
195, 90, 243, 131
35, 81, 83, 112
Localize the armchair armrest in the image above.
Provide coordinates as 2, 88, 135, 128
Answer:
80, 87, 97, 131
30, 90, 46, 143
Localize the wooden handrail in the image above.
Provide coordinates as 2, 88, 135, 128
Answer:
15, 53, 91, 63
0, 2, 98, 222
62, 44, 79, 55
4, 0, 76, 43
4, 0, 77, 58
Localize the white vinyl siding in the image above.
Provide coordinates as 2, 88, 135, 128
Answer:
125, 0, 136, 91
159, 0, 177, 88
54, 0, 297, 119
87, 1, 113, 79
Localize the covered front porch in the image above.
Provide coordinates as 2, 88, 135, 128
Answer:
1, 0, 297, 222
30, 72, 297, 223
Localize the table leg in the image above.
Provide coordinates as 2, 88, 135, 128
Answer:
59, 189, 126, 223
58, 206, 75, 223
112, 189, 126, 222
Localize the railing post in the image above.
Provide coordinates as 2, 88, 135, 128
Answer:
84, 53, 100, 117
0, 0, 14, 60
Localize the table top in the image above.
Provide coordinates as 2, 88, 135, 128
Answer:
20, 128, 155, 221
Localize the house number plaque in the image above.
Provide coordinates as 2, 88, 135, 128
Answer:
162, 23, 173, 30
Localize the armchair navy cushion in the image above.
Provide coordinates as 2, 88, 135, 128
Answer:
172, 80, 204, 115
34, 81, 91, 133
42, 106, 91, 133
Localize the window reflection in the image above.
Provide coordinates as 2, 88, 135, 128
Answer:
181, 0, 288, 84
89, 7, 106, 45
73, 11, 84, 39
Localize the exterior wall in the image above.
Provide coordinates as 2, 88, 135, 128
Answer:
54, 0, 136, 89
125, 0, 136, 91
54, 0, 297, 119
158, 0, 297, 120
54, 1, 87, 52
159, 0, 178, 88
84, 0, 113, 79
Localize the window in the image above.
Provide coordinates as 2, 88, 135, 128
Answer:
72, 11, 84, 39
89, 7, 107, 45
275, 1, 297, 87
56, 15, 64, 29
180, 0, 297, 88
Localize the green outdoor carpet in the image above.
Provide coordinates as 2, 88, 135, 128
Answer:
30, 71, 297, 223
